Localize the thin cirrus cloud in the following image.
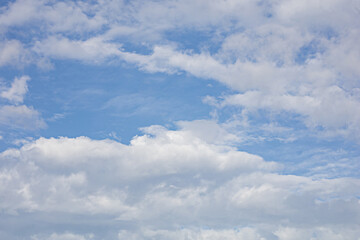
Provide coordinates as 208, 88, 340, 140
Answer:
0, 0, 360, 239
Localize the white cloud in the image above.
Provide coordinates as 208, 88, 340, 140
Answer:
31, 232, 94, 240
2, 121, 275, 176
118, 227, 266, 240
0, 0, 263, 38
323, 29, 360, 84
0, 105, 46, 130
2, 0, 359, 102
33, 36, 122, 63
112, 24, 360, 139
175, 119, 241, 145
0, 40, 29, 67
0, 0, 43, 29
0, 0, 104, 33
1, 75, 30, 104
91, 1, 359, 141
217, 85, 360, 139
0, 122, 359, 238
0, 76, 46, 131
117, 226, 360, 240
40, 1, 104, 33
274, 0, 360, 31
273, 226, 360, 240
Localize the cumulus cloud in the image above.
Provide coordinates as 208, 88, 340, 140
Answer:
0, 122, 359, 238
2, 121, 275, 177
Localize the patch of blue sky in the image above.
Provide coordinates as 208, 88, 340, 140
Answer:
0, 0, 14, 8
4, 26, 43, 44
8, 60, 227, 144
295, 40, 324, 64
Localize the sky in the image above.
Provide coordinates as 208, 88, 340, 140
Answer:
0, 0, 360, 239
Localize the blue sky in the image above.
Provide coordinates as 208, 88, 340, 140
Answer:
1, 0, 360, 239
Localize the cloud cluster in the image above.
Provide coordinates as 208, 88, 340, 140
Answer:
2, 0, 359, 139
1, 121, 359, 239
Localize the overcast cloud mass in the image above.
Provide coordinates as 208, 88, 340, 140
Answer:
1, 0, 360, 239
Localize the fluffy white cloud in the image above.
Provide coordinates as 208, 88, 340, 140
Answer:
2, 121, 275, 177
0, 121, 359, 238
